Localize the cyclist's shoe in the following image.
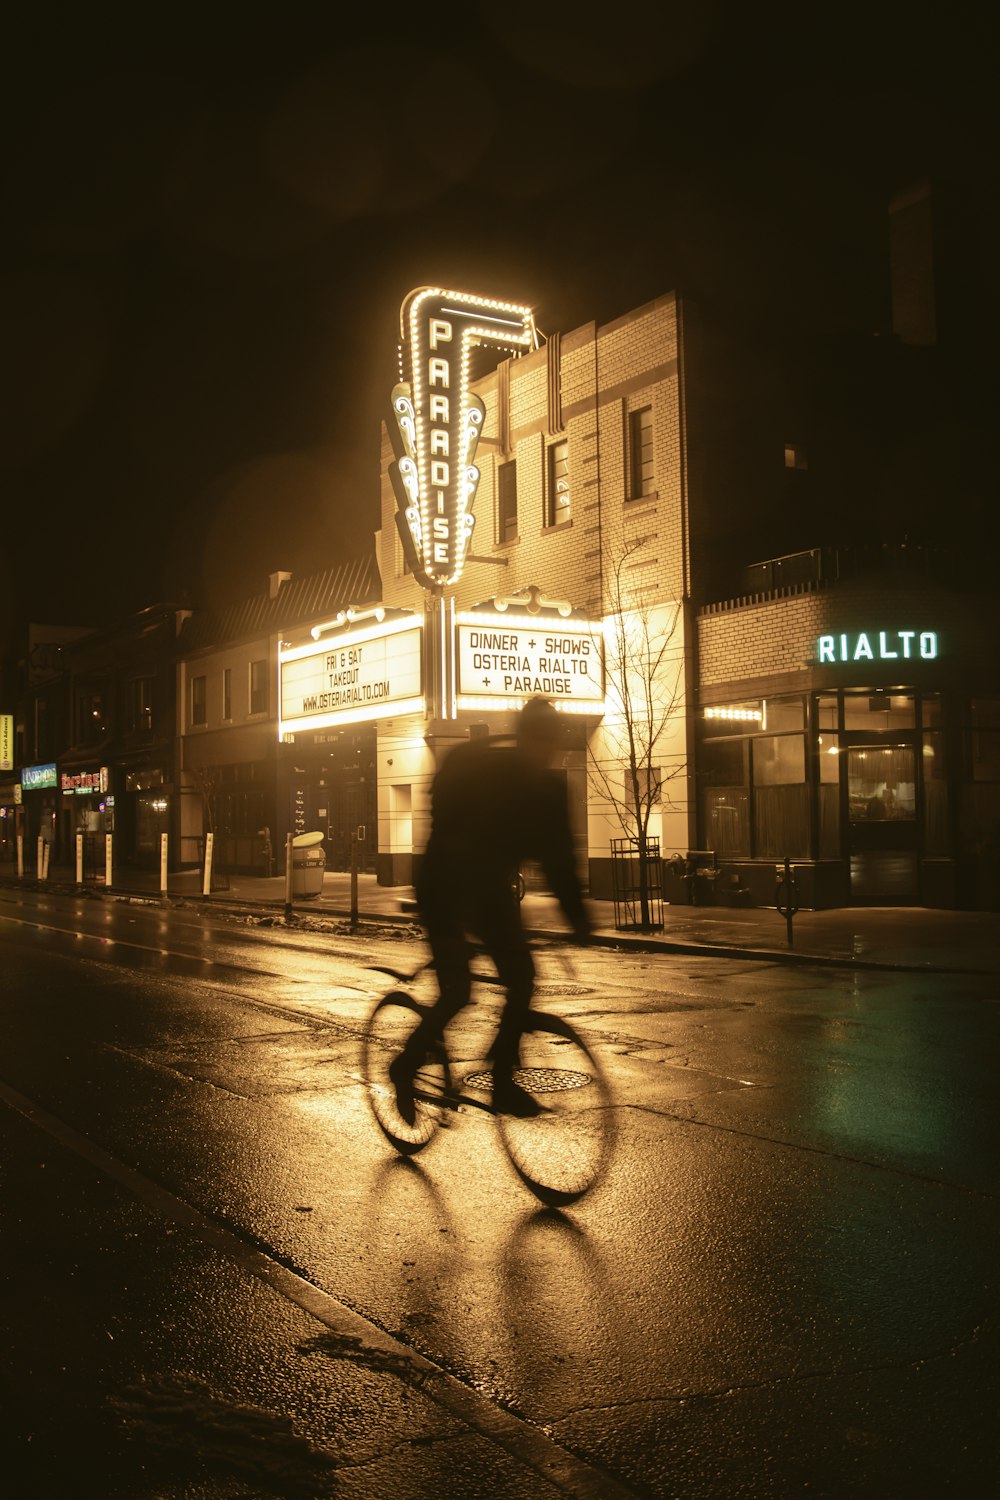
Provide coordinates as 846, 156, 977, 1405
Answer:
389, 1054, 417, 1126
493, 1077, 545, 1117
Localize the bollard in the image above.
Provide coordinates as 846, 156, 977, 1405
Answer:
160, 831, 169, 899
202, 830, 214, 897
42, 840, 51, 880
105, 832, 113, 890
76, 832, 84, 886
775, 856, 799, 947
350, 831, 359, 930
284, 832, 294, 922
37, 836, 44, 880
17, 833, 24, 879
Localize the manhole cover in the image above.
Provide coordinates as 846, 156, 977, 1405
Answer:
464, 1067, 593, 1094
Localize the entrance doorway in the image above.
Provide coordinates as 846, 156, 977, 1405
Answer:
847, 743, 918, 902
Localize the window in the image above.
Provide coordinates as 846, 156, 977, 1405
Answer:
752, 734, 808, 857
497, 460, 517, 543
967, 698, 1000, 864
701, 739, 749, 857
784, 443, 808, 470
77, 688, 106, 745
969, 698, 1000, 782
191, 675, 207, 727
623, 765, 661, 811
847, 746, 916, 823
844, 692, 915, 731
546, 441, 570, 527
249, 659, 268, 716
628, 407, 654, 498
815, 732, 839, 864
223, 667, 232, 722
125, 676, 154, 733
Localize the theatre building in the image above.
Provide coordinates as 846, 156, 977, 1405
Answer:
275, 283, 997, 911
277, 289, 693, 898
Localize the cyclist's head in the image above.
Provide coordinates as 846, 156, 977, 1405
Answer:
517, 697, 563, 770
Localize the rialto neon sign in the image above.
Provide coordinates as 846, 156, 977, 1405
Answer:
388, 288, 537, 589
817, 630, 938, 663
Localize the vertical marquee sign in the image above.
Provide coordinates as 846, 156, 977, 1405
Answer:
388, 288, 537, 589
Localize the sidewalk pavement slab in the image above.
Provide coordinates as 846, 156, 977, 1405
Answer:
9, 866, 1000, 976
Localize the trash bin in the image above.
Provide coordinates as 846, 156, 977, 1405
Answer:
290, 830, 325, 898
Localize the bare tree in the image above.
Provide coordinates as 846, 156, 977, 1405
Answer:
589, 540, 686, 929
187, 763, 229, 891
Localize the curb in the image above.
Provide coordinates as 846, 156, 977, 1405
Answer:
4, 879, 998, 977
179, 894, 1000, 976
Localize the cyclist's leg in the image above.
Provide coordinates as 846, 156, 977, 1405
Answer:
474, 911, 539, 1111
395, 911, 472, 1070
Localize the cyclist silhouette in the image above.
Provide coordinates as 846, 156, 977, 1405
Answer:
391, 697, 591, 1120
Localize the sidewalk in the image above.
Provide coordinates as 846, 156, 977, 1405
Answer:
9, 864, 1000, 975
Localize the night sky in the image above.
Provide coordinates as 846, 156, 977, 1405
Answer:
1, 3, 993, 648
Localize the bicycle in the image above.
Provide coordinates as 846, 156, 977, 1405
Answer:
362, 948, 614, 1207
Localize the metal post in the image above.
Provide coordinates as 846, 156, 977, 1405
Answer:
36, 836, 44, 880
350, 831, 359, 929
105, 832, 113, 891
76, 832, 84, 886
284, 832, 294, 922
17, 833, 23, 879
202, 830, 214, 897
775, 856, 798, 947
160, 831, 169, 899
42, 840, 51, 880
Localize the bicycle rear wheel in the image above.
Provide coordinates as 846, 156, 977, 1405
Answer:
495, 1011, 614, 1206
363, 992, 451, 1156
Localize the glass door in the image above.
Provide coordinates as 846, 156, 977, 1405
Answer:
847, 744, 918, 901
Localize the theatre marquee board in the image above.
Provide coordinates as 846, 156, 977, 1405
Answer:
279, 616, 424, 735
456, 612, 605, 714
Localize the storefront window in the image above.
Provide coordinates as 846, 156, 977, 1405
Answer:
922, 730, 949, 854
752, 734, 808, 857
762, 697, 804, 732
701, 739, 748, 857
966, 700, 1000, 875
817, 731, 841, 856
847, 746, 916, 822
702, 702, 762, 736
969, 698, 1000, 781
136, 793, 169, 855
844, 691, 916, 731
816, 695, 839, 731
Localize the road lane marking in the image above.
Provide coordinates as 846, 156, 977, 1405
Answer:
0, 1076, 637, 1499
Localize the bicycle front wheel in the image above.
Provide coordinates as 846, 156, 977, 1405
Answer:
363, 992, 451, 1156
496, 1011, 615, 1206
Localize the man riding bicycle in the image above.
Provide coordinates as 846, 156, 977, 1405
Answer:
391, 697, 592, 1120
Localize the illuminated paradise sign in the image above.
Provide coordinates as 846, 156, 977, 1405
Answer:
817, 630, 938, 663
279, 616, 423, 734
456, 611, 604, 713
389, 288, 537, 589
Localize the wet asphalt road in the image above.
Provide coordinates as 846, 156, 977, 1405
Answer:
1, 886, 998, 1498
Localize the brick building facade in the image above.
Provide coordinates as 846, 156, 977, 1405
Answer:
269, 285, 1000, 910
